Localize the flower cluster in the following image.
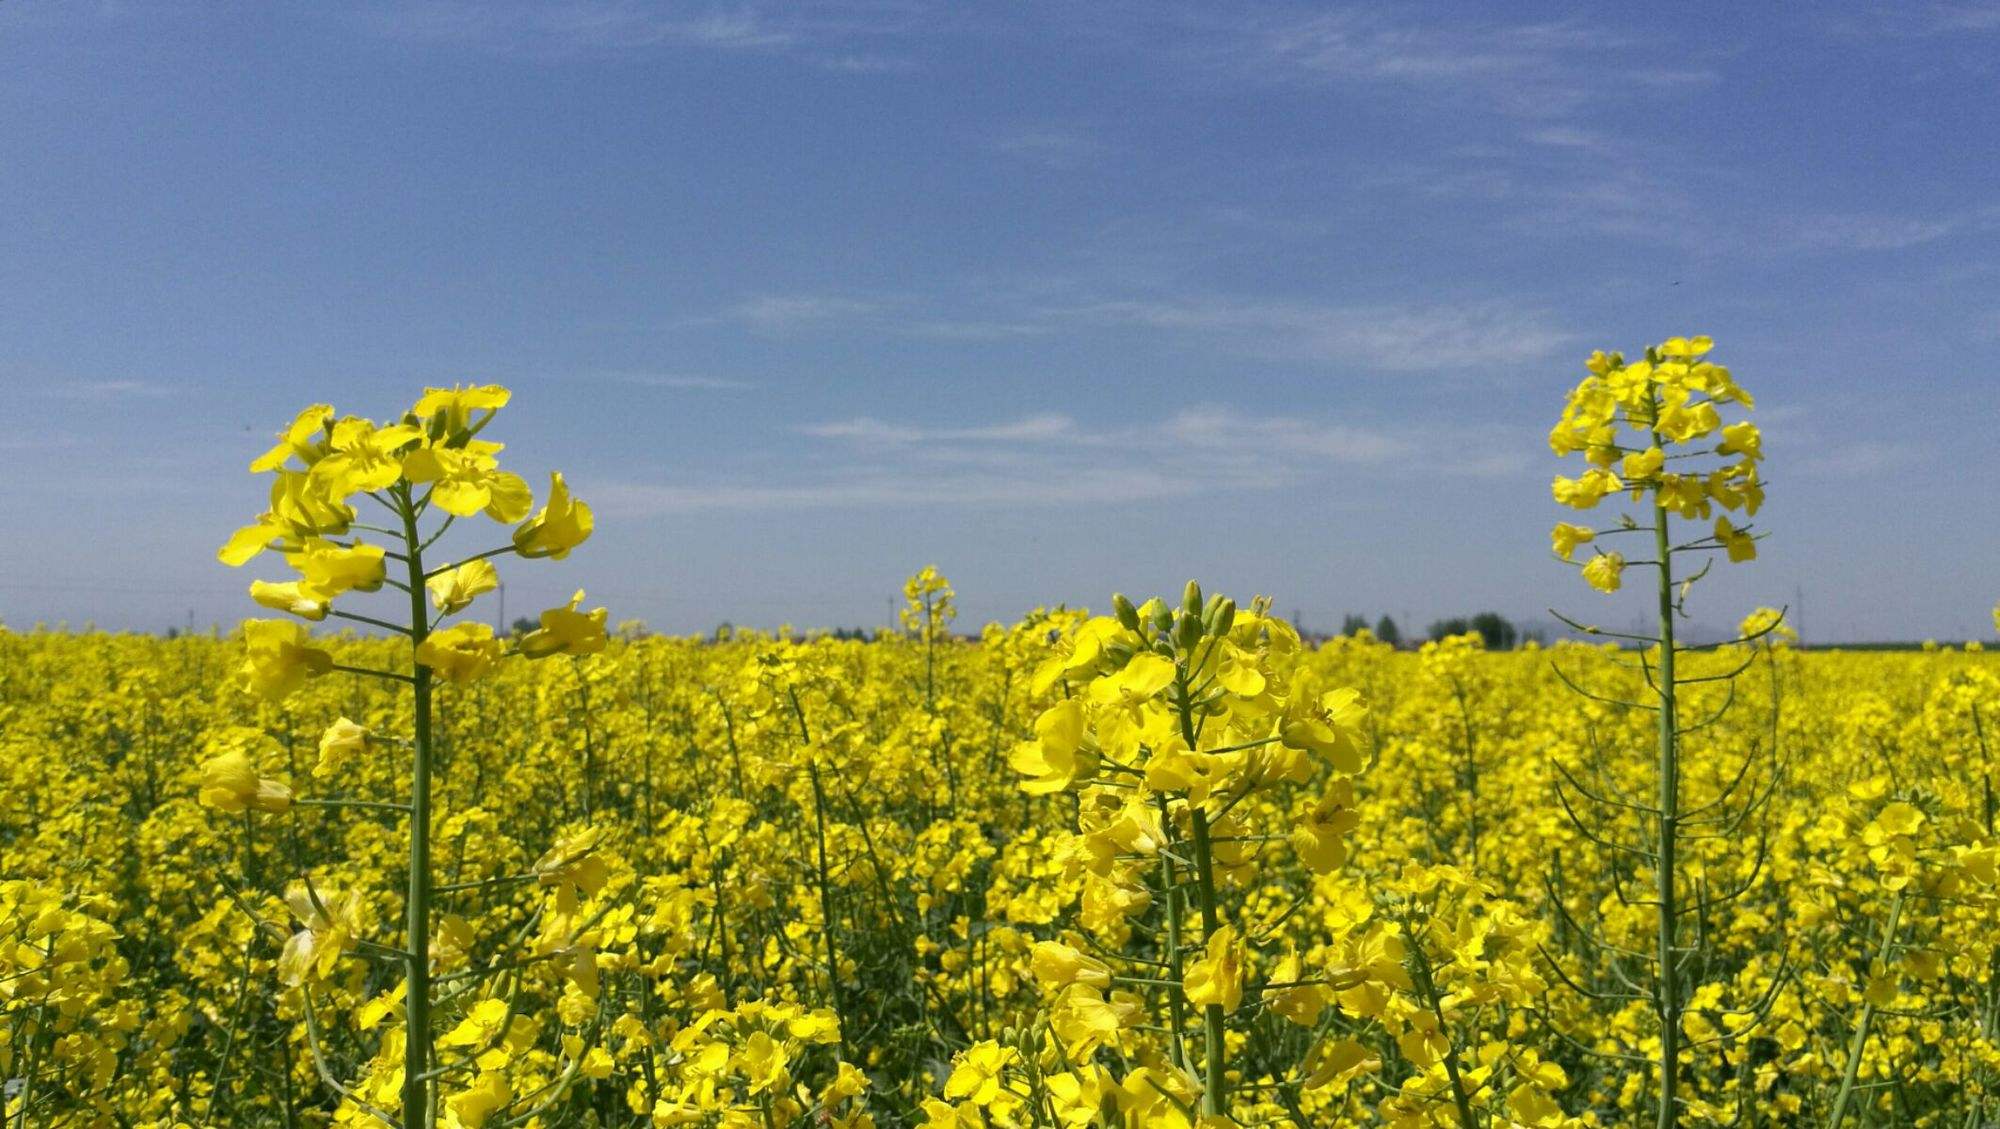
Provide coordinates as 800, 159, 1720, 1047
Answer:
1549, 336, 1764, 592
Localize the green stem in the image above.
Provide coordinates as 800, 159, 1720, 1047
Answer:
1653, 449, 1682, 1129
399, 485, 436, 1129
1405, 918, 1478, 1129
1826, 891, 1905, 1127
1155, 795, 1190, 1075
1187, 808, 1229, 1117
805, 759, 851, 1063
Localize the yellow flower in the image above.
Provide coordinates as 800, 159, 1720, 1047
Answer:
1010, 699, 1098, 795
237, 619, 333, 700
445, 1071, 511, 1129
218, 472, 356, 566
943, 1041, 1018, 1108
402, 442, 532, 521
1717, 420, 1763, 462
413, 383, 512, 437
1279, 687, 1368, 774
1030, 941, 1113, 991
738, 1031, 790, 1095
427, 559, 500, 616
1266, 950, 1330, 1026
1714, 516, 1756, 562
1183, 924, 1244, 1014
1550, 522, 1594, 561
1581, 552, 1625, 593
416, 622, 504, 682
249, 579, 329, 621
197, 749, 292, 813
513, 472, 593, 559
1291, 780, 1359, 873
249, 403, 334, 473
535, 826, 612, 912
316, 717, 370, 778
518, 590, 609, 659
277, 883, 367, 987
1089, 653, 1175, 708
1301, 1038, 1377, 1089
1620, 445, 1665, 481
312, 418, 423, 496
1550, 468, 1621, 510
287, 538, 386, 598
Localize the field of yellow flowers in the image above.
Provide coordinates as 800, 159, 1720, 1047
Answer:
5, 344, 1999, 1129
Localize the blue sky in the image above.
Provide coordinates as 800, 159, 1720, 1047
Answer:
3, 2, 1996, 641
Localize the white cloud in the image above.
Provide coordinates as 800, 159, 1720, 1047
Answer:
992, 127, 1099, 168
1782, 213, 1958, 252
1161, 407, 1411, 462
799, 413, 1077, 444
40, 379, 174, 400
1232, 8, 1716, 117
1075, 297, 1572, 369
1796, 440, 1923, 477
600, 404, 1526, 515
350, 0, 938, 64
603, 372, 755, 390
594, 465, 1194, 514
731, 294, 884, 331
358, 2, 793, 52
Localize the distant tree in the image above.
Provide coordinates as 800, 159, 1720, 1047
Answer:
1374, 615, 1402, 648
1427, 616, 1471, 642
1340, 614, 1371, 637
712, 621, 736, 643
509, 616, 538, 636
1469, 612, 1519, 651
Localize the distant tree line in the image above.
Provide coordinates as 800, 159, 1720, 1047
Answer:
1337, 611, 1539, 651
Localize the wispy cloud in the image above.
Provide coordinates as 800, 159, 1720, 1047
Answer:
1796, 440, 1924, 478
1220, 8, 1716, 118
1834, 2, 2000, 37
40, 379, 175, 400
731, 293, 885, 331
602, 372, 755, 391
601, 404, 1524, 515
720, 287, 1569, 371
358, 2, 792, 52
1932, 2, 2000, 31
798, 413, 1077, 444
1072, 297, 1572, 369
595, 467, 1191, 513
1780, 213, 1959, 252
350, 0, 936, 65
992, 126, 1100, 169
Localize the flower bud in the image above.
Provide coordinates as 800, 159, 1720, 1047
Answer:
1182, 580, 1204, 616
1212, 598, 1236, 636
1142, 598, 1173, 635
1112, 592, 1140, 631
1174, 610, 1204, 651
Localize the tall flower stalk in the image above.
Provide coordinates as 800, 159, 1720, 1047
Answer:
208, 386, 606, 1128
1546, 336, 1778, 1129
1003, 582, 1371, 1123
